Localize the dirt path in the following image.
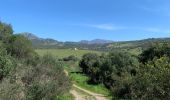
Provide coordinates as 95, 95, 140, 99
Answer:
64, 70, 107, 100
70, 90, 86, 100
72, 84, 107, 100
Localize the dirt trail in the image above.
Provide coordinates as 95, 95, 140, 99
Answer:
72, 84, 107, 100
70, 90, 86, 100
64, 70, 107, 100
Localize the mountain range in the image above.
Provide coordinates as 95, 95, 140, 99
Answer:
20, 33, 170, 52
21, 32, 114, 45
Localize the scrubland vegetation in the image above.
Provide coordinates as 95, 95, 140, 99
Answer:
79, 44, 170, 99
0, 21, 71, 100
1, 21, 170, 100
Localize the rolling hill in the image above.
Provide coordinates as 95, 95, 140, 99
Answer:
20, 33, 170, 54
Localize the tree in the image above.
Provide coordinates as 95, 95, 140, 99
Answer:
0, 21, 13, 42
131, 57, 170, 99
80, 53, 99, 75
139, 43, 170, 63
102, 52, 139, 99
79, 53, 102, 83
79, 52, 139, 99
5, 35, 34, 59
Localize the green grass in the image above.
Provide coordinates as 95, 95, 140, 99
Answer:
70, 73, 111, 96
128, 47, 142, 55
53, 93, 74, 100
35, 49, 101, 58
107, 42, 136, 48
63, 61, 80, 72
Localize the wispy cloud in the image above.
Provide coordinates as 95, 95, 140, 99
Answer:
85, 24, 125, 30
133, 26, 170, 34
144, 27, 170, 34
83, 23, 170, 34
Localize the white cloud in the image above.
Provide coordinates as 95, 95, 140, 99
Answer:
144, 28, 170, 33
83, 23, 170, 34
86, 24, 125, 30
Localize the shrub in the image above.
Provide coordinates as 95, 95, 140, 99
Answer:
79, 52, 139, 99
0, 54, 71, 100
5, 35, 34, 59
139, 43, 170, 63
131, 57, 170, 99
0, 21, 71, 100
63, 55, 78, 62
0, 21, 13, 42
0, 47, 14, 80
79, 53, 100, 75
25, 54, 71, 100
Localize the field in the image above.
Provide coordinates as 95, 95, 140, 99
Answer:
35, 49, 101, 58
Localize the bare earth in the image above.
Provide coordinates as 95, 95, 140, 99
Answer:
70, 89, 87, 100
71, 84, 107, 100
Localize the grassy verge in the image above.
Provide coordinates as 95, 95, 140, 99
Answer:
70, 73, 111, 96
53, 93, 75, 100
63, 61, 81, 73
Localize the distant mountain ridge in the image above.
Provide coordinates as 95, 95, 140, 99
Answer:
20, 33, 114, 44
20, 33, 60, 47
22, 32, 39, 40
80, 39, 113, 44
19, 33, 170, 51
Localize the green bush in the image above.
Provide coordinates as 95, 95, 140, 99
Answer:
131, 57, 170, 99
0, 21, 13, 42
139, 43, 170, 63
25, 54, 71, 100
0, 54, 71, 100
63, 55, 78, 62
0, 48, 14, 80
26, 53, 40, 66
79, 53, 101, 83
5, 35, 34, 59
79, 52, 139, 99
0, 21, 71, 100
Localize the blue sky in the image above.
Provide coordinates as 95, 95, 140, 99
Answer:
0, 0, 170, 41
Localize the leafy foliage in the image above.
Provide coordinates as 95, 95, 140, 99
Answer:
79, 52, 139, 98
139, 43, 170, 63
0, 21, 13, 42
131, 57, 170, 99
25, 54, 71, 100
5, 35, 34, 59
63, 55, 79, 62
0, 47, 14, 80
79, 44, 170, 99
0, 21, 71, 100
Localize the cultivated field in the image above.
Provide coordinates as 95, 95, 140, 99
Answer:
35, 49, 101, 58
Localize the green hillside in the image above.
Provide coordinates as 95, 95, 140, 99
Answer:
22, 33, 170, 55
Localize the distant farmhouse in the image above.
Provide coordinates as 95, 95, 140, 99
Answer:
74, 48, 78, 51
